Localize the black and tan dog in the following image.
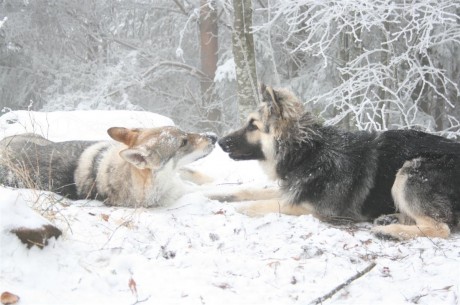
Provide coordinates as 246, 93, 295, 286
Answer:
218, 84, 460, 240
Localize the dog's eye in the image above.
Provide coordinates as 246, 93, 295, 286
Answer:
180, 138, 188, 147
247, 120, 258, 131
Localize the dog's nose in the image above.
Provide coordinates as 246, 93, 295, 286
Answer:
218, 137, 231, 151
204, 132, 218, 144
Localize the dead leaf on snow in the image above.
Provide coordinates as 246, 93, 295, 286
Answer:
128, 277, 138, 297
1, 291, 20, 305
213, 209, 226, 215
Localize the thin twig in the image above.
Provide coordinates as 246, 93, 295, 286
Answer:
172, 0, 188, 15
132, 295, 151, 305
104, 61, 210, 98
310, 262, 377, 305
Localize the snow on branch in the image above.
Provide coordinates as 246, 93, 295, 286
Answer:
262, 0, 460, 138
0, 17, 7, 29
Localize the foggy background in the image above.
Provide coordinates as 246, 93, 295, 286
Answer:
1, 0, 459, 137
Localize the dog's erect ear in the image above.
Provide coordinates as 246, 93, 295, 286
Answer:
120, 148, 163, 170
107, 127, 140, 146
260, 84, 283, 117
260, 84, 304, 121
119, 149, 148, 169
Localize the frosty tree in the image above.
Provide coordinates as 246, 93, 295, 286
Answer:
1, 0, 459, 137
231, 0, 259, 119
199, 0, 220, 127
0, 0, 235, 133
259, 0, 460, 138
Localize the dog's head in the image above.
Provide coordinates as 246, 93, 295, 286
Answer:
108, 126, 217, 171
218, 84, 304, 161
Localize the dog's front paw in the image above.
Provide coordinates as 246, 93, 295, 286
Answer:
372, 230, 401, 241
374, 214, 400, 226
371, 225, 403, 241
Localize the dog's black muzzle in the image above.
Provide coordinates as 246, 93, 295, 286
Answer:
218, 136, 233, 153
218, 133, 265, 161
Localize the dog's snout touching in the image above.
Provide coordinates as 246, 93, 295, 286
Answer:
218, 137, 232, 152
217, 138, 225, 148
206, 133, 218, 145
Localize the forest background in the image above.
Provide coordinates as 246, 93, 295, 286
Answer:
1, 0, 459, 137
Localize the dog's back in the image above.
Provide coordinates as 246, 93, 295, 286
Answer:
74, 141, 179, 207
0, 134, 96, 198
74, 141, 117, 203
362, 129, 460, 219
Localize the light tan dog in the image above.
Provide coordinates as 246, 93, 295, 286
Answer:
0, 127, 217, 208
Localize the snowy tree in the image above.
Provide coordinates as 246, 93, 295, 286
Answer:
0, 0, 238, 133
230, 0, 260, 119
1, 0, 459, 137
256, 0, 460, 138
199, 0, 220, 128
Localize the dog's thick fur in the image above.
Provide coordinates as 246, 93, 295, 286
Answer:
0, 127, 216, 207
218, 85, 460, 240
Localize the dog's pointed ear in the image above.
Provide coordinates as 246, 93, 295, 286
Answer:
260, 84, 283, 117
119, 148, 164, 170
260, 85, 304, 120
119, 149, 148, 169
107, 127, 140, 146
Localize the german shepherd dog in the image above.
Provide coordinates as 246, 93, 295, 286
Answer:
0, 127, 217, 208
218, 85, 460, 240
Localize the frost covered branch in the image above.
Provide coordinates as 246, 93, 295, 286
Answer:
260, 0, 460, 137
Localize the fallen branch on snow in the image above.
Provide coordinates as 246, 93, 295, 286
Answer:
310, 261, 377, 305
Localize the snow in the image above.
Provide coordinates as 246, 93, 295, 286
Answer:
215, 58, 236, 82
0, 110, 174, 141
0, 17, 7, 29
0, 188, 51, 230
0, 110, 459, 305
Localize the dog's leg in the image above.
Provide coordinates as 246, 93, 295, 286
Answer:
373, 213, 414, 226
237, 199, 316, 217
179, 168, 214, 185
372, 216, 450, 240
373, 159, 452, 240
207, 187, 281, 202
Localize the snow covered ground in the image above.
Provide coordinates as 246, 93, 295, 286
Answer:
0, 111, 459, 305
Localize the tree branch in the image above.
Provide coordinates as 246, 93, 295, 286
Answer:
309, 262, 377, 305
104, 61, 210, 98
172, 0, 188, 16
140, 61, 210, 80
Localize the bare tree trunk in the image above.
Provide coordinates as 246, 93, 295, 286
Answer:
200, 0, 220, 131
232, 0, 259, 120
